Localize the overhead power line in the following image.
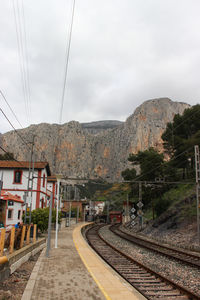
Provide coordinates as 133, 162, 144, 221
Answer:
21, 0, 31, 120
0, 107, 49, 162
12, 0, 31, 124
0, 145, 38, 189
59, 0, 76, 124
0, 107, 31, 150
0, 90, 23, 129
0, 91, 49, 162
134, 145, 194, 182
162, 104, 200, 152
127, 106, 200, 181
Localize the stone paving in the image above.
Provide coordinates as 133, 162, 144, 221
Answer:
28, 225, 105, 300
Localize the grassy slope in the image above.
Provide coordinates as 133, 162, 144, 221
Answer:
145, 183, 196, 225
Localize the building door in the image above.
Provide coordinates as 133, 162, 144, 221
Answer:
0, 200, 6, 226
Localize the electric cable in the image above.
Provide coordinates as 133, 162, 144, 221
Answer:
16, 0, 31, 121
12, 0, 29, 123
12, 0, 31, 124
125, 105, 200, 185
21, 0, 31, 120
168, 105, 200, 133
162, 105, 200, 153
0, 104, 49, 163
133, 145, 194, 182
0, 145, 48, 190
127, 105, 200, 182
59, 0, 76, 124
0, 90, 23, 129
163, 156, 196, 180
0, 107, 31, 150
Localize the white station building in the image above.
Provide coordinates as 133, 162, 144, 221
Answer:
0, 190, 23, 227
0, 161, 52, 210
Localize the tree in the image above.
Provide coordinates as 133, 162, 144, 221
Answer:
162, 105, 200, 179
120, 148, 165, 209
121, 168, 136, 181
127, 148, 164, 181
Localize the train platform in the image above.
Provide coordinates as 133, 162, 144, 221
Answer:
22, 223, 145, 300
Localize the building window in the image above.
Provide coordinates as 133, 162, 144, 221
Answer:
18, 210, 21, 220
43, 174, 45, 188
13, 170, 22, 184
8, 201, 14, 206
8, 209, 13, 219
41, 198, 44, 208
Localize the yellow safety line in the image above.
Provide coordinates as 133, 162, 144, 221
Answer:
73, 233, 112, 300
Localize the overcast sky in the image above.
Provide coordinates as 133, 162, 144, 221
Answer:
1, 0, 200, 133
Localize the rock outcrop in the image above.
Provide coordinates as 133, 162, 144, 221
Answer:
81, 120, 123, 135
1, 98, 190, 181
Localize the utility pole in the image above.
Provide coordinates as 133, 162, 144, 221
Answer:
83, 205, 86, 222
194, 145, 200, 244
0, 172, 3, 196
106, 200, 110, 223
137, 182, 144, 230
68, 201, 71, 227
75, 187, 80, 224
64, 185, 67, 201
126, 193, 129, 223
74, 186, 77, 222
46, 193, 53, 257
89, 199, 92, 221
24, 135, 35, 224
55, 176, 61, 249
67, 185, 72, 227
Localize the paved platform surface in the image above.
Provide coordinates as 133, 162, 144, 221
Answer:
22, 223, 145, 300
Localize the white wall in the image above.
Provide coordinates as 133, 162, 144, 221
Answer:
47, 181, 58, 206
6, 201, 22, 226
0, 168, 50, 210
38, 168, 50, 208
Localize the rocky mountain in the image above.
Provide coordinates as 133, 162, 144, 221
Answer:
81, 120, 123, 135
1, 98, 190, 181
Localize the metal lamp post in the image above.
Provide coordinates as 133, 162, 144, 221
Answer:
55, 175, 62, 249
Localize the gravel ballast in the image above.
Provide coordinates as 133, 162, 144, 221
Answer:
99, 225, 200, 296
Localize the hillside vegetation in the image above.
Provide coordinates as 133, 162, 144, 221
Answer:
91, 106, 200, 235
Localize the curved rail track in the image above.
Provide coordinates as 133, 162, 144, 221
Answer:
85, 224, 200, 300
110, 224, 200, 269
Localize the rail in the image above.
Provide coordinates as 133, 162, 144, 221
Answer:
85, 224, 200, 300
110, 224, 200, 268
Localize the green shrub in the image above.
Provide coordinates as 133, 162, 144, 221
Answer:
154, 198, 171, 217
23, 208, 61, 232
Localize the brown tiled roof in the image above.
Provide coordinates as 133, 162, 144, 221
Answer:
0, 161, 51, 175
1, 191, 23, 203
109, 211, 122, 215
47, 175, 57, 182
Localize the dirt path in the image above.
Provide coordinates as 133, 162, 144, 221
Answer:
0, 251, 41, 300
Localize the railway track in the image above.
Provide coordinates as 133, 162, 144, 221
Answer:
85, 224, 200, 300
110, 224, 200, 269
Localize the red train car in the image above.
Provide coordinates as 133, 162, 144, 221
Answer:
109, 211, 122, 224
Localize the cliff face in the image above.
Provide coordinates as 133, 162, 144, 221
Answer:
81, 120, 123, 135
1, 98, 189, 181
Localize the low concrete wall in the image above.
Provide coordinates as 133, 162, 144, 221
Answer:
0, 259, 9, 282
0, 238, 46, 282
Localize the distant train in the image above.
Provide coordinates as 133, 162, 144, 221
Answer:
95, 211, 122, 224
109, 211, 122, 224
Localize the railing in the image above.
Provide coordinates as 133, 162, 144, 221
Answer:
0, 224, 37, 256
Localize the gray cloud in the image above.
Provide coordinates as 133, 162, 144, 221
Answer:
1, 0, 200, 133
